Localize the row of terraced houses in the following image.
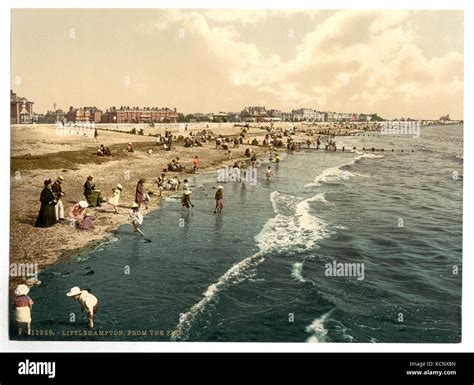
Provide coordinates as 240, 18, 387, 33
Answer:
11, 90, 180, 124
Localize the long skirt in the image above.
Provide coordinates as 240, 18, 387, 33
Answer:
15, 307, 32, 323
35, 203, 57, 228
79, 216, 96, 229
85, 191, 102, 207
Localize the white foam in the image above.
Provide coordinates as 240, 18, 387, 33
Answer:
306, 153, 384, 187
311, 193, 327, 203
172, 190, 330, 340
305, 309, 334, 343
360, 153, 384, 159
291, 262, 307, 283
255, 191, 329, 251
171, 249, 266, 341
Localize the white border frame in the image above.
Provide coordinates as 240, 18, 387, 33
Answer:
1, 0, 471, 353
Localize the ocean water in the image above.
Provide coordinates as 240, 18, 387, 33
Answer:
10, 125, 463, 342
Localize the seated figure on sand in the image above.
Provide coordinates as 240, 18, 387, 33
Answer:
68, 200, 96, 229
83, 176, 104, 207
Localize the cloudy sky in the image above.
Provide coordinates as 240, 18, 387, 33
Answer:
11, 9, 463, 119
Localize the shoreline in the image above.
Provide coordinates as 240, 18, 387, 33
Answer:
9, 124, 276, 291
57, 153, 268, 266
9, 121, 382, 292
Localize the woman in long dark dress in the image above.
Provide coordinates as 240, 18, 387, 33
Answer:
35, 179, 57, 228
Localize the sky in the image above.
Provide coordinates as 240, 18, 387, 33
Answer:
11, 9, 463, 119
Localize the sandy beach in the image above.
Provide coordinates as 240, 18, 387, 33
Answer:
11, 121, 364, 290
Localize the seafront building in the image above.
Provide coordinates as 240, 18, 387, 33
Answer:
10, 89, 462, 126
10, 90, 34, 124
101, 106, 179, 124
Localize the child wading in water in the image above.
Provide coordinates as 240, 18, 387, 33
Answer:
13, 284, 34, 336
129, 203, 144, 236
214, 186, 224, 213
266, 166, 273, 180
182, 190, 194, 211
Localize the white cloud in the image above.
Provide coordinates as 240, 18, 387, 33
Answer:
136, 9, 463, 117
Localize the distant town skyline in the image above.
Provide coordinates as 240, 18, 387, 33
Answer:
11, 9, 463, 120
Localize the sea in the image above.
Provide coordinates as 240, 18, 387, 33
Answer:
10, 124, 463, 343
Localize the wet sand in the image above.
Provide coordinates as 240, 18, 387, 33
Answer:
9, 122, 374, 291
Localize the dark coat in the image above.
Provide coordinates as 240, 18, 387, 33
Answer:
35, 188, 57, 228
84, 180, 95, 197
52, 181, 63, 200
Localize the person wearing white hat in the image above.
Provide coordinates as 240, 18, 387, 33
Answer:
13, 284, 34, 335
67, 286, 98, 329
129, 203, 144, 236
214, 186, 224, 214
68, 200, 88, 226
107, 183, 123, 214
181, 190, 194, 211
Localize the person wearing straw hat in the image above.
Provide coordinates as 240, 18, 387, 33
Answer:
83, 175, 104, 207
108, 183, 123, 214
129, 203, 144, 237
214, 186, 224, 214
13, 284, 34, 336
35, 179, 58, 228
182, 190, 194, 211
52, 176, 65, 221
67, 287, 98, 329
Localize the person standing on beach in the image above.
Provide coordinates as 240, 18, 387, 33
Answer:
129, 203, 144, 236
52, 176, 65, 221
94, 127, 98, 142
13, 284, 34, 336
214, 186, 224, 214
135, 178, 147, 210
67, 287, 98, 329
108, 184, 123, 214
35, 179, 57, 228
